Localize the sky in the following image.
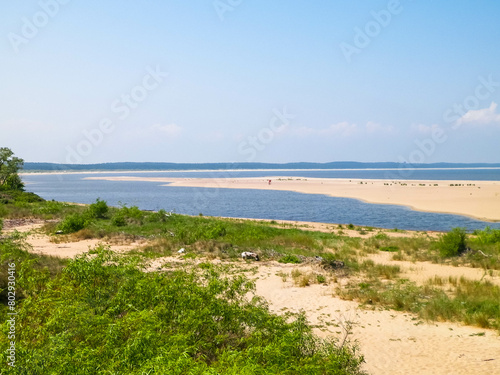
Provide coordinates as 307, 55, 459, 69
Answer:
1, 0, 499, 164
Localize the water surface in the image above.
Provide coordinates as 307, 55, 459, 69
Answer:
22, 171, 500, 232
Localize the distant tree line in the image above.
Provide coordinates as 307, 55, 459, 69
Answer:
22, 161, 500, 172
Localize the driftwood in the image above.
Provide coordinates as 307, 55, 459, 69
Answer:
477, 250, 492, 258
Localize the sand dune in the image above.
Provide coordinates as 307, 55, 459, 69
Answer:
254, 263, 500, 375
6, 220, 500, 375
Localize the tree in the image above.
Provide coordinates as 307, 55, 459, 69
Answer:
0, 147, 24, 190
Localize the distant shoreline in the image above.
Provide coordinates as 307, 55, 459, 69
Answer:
20, 166, 500, 175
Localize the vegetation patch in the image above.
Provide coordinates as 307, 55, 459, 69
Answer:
437, 227, 467, 258
0, 244, 365, 374
379, 246, 399, 252
279, 254, 302, 264
338, 277, 500, 332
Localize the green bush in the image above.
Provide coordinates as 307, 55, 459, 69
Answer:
146, 209, 170, 223
279, 254, 302, 264
116, 204, 144, 224
111, 213, 127, 227
87, 198, 109, 219
437, 227, 467, 257
57, 213, 89, 234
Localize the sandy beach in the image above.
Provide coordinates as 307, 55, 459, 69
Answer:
84, 176, 500, 222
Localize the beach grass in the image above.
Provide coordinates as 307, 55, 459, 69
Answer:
337, 276, 500, 331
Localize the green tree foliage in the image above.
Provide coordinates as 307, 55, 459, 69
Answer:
0, 147, 24, 190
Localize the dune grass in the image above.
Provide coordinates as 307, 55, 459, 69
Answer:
338, 276, 500, 332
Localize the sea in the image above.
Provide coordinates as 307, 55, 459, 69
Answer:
21, 168, 500, 232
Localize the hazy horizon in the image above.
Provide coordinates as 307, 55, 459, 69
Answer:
2, 1, 499, 164
21, 160, 500, 169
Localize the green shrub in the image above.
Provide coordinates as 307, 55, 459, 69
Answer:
316, 274, 327, 284
279, 254, 302, 264
111, 213, 127, 227
437, 228, 467, 257
57, 213, 89, 234
146, 209, 170, 223
87, 198, 109, 219
116, 204, 144, 225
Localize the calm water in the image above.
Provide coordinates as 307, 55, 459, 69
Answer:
21, 169, 500, 232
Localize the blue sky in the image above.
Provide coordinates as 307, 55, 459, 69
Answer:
1, 0, 499, 164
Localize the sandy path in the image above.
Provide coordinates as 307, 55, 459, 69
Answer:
84, 176, 500, 222
253, 263, 500, 375
4, 220, 143, 258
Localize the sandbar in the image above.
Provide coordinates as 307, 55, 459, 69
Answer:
84, 176, 500, 222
